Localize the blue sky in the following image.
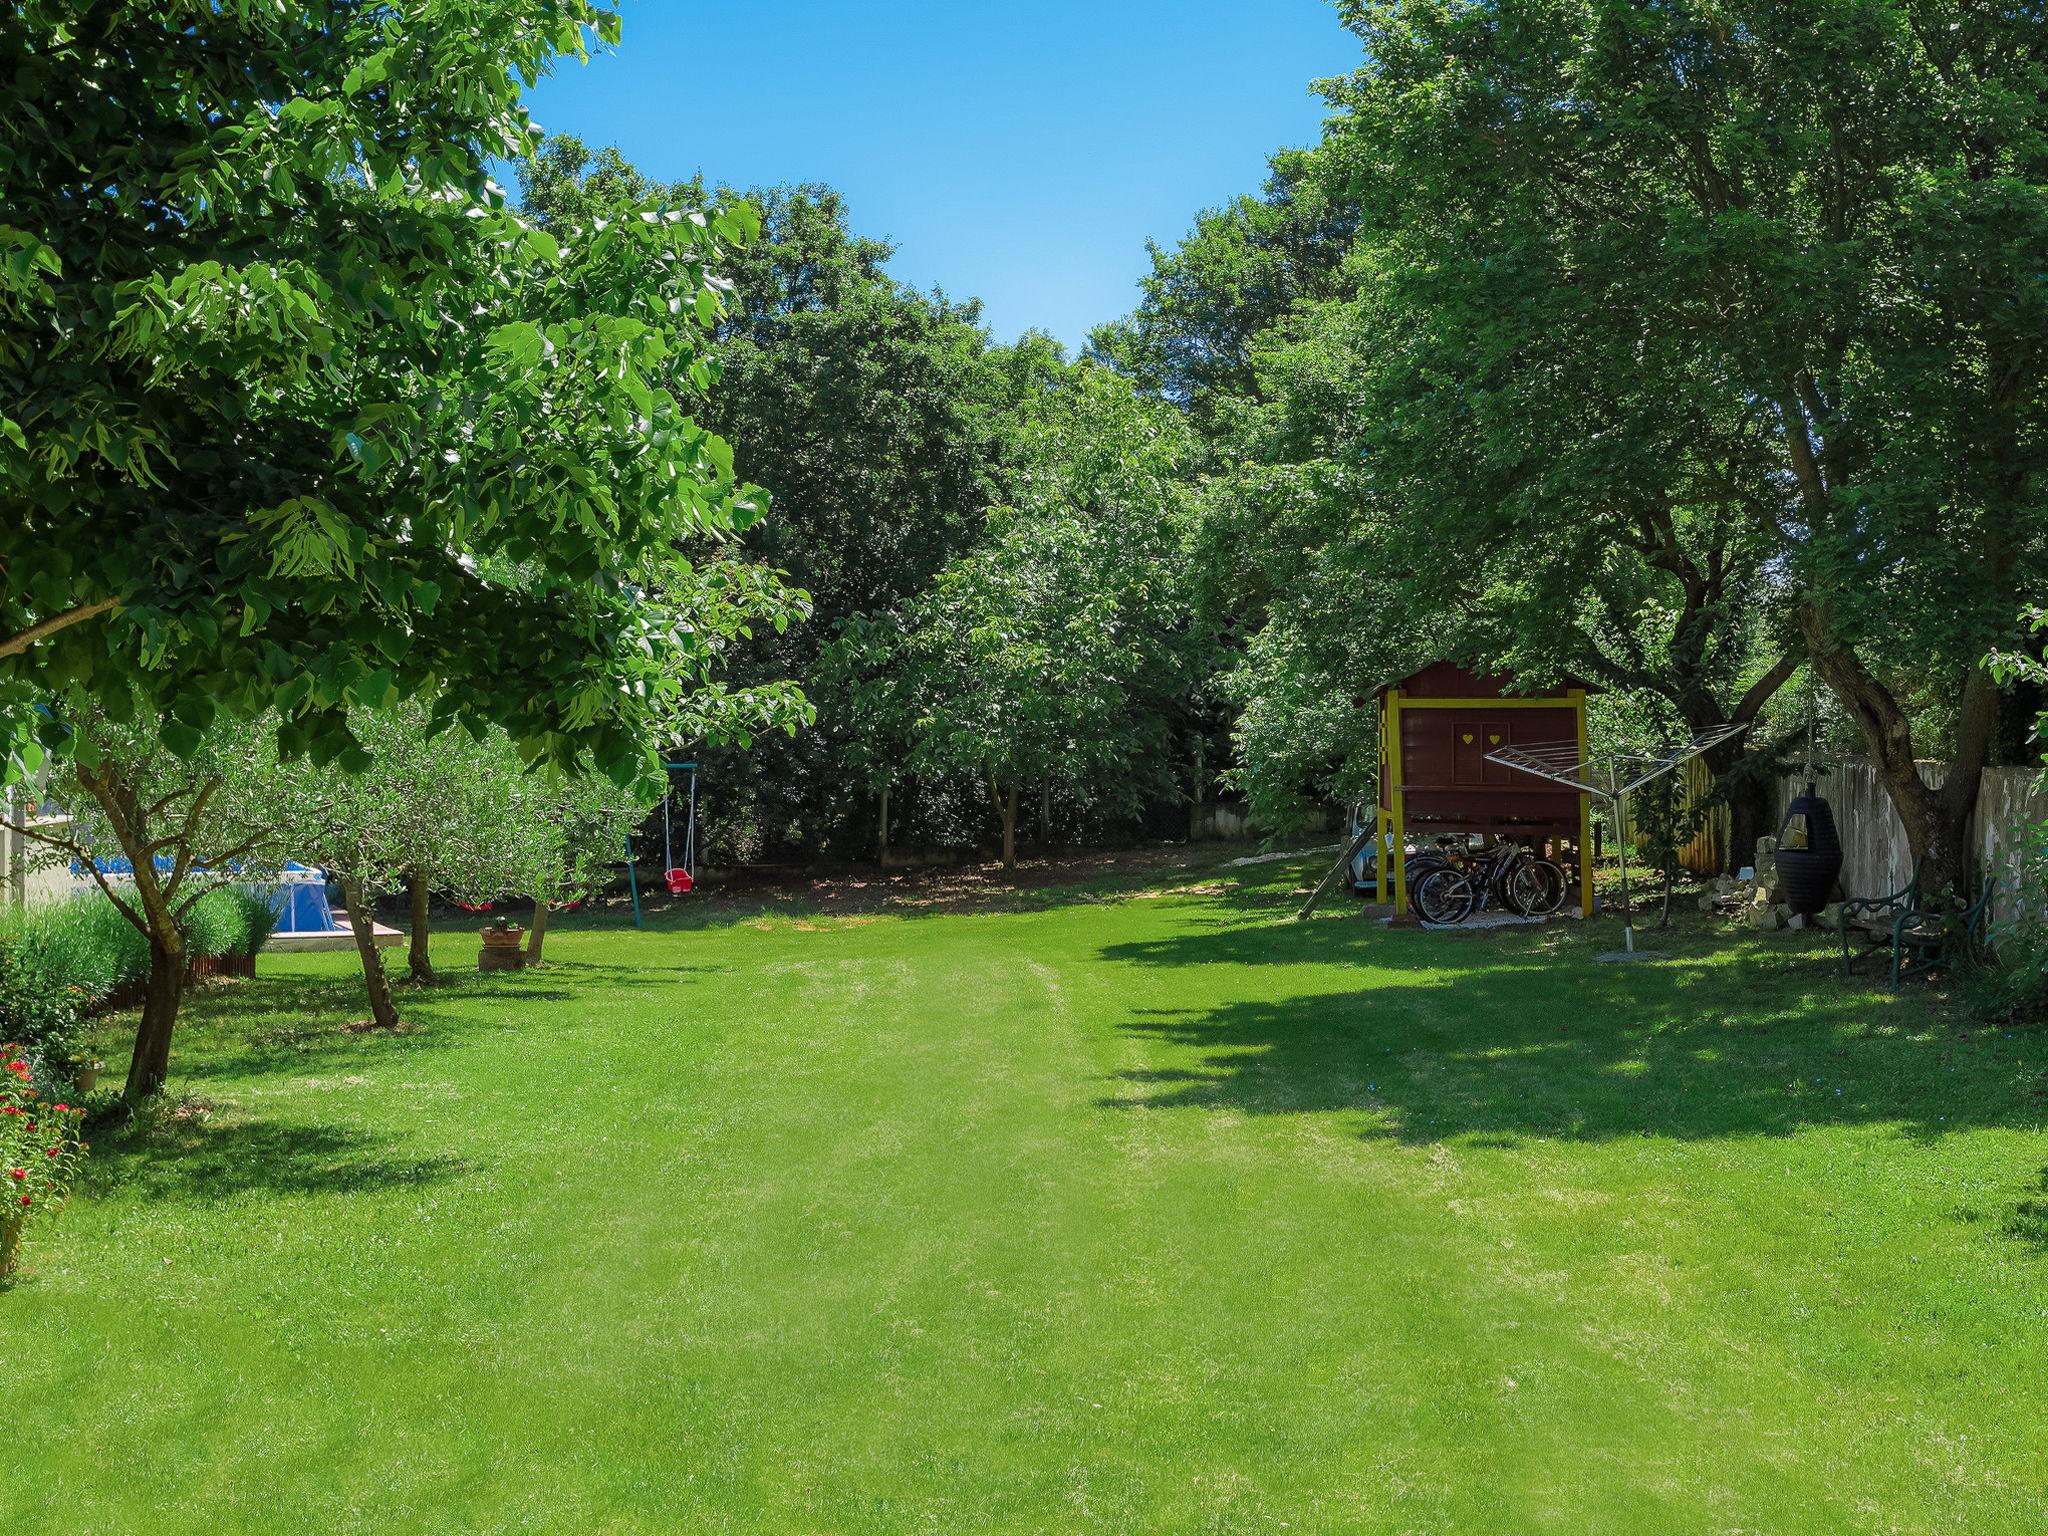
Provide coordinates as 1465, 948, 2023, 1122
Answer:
519, 1, 1357, 350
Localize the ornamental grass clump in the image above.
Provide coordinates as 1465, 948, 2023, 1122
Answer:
186, 887, 281, 962
0, 1045, 86, 1281
1, 895, 144, 1012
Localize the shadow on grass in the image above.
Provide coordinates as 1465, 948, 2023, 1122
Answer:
1095, 917, 2046, 1149
2008, 1169, 2048, 1252
83, 1106, 465, 1205
538, 844, 1269, 937
133, 954, 727, 1088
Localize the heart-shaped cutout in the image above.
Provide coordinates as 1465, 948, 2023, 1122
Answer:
1461, 733, 1474, 745
1489, 734, 1501, 745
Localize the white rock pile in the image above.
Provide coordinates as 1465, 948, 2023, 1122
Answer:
1699, 835, 1841, 932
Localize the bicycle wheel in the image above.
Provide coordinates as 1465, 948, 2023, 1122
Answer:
1415, 867, 1476, 925
1497, 859, 1534, 915
1402, 854, 1447, 906
1508, 858, 1568, 916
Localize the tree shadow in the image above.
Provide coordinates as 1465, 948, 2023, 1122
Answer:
1094, 936, 2043, 1148
547, 843, 1262, 935
82, 1105, 465, 1205
537, 959, 730, 985
2002, 1164, 2048, 1253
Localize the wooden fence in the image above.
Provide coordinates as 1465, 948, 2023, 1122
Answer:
1772, 759, 2048, 898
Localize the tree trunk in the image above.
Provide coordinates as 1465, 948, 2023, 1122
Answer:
1725, 768, 1772, 878
406, 867, 434, 984
1702, 651, 1797, 876
527, 898, 551, 966
1040, 784, 1052, 849
1002, 784, 1017, 870
1659, 866, 1674, 929
1800, 604, 1991, 894
71, 757, 193, 1103
124, 932, 185, 1102
877, 783, 890, 867
340, 877, 401, 1030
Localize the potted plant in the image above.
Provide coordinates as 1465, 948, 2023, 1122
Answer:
480, 915, 524, 946
477, 915, 525, 972
69, 1053, 103, 1096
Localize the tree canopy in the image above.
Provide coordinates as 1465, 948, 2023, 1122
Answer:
1, 2, 780, 783
1300, 0, 2048, 882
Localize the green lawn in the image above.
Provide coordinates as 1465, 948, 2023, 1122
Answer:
6, 853, 2047, 1532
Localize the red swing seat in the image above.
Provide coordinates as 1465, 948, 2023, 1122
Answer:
665, 868, 694, 895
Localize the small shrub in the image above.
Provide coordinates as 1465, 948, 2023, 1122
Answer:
185, 886, 281, 961
0, 1044, 87, 1281
226, 887, 280, 957
12, 895, 147, 1006
0, 942, 86, 1076
0, 900, 136, 1073
1971, 828, 2048, 1025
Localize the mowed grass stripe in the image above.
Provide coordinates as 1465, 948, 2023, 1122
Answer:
1, 857, 2043, 1532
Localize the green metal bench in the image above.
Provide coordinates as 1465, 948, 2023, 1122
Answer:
1843, 862, 1997, 989
1840, 861, 1922, 979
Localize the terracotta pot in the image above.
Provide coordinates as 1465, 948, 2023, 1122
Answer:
480, 927, 524, 948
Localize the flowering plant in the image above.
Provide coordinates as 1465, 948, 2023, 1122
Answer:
0, 1042, 87, 1280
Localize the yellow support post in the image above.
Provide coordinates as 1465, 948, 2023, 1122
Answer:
1572, 688, 1594, 915
1387, 689, 1408, 915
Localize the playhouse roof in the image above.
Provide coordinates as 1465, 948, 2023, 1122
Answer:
1376, 660, 1597, 702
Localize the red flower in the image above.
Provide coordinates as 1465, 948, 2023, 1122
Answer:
0, 1106, 18, 1116
46, 1147, 60, 1157
16, 1193, 27, 1207
6, 1168, 22, 1180
51, 1104, 68, 1113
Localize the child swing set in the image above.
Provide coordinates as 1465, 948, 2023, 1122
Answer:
626, 761, 697, 928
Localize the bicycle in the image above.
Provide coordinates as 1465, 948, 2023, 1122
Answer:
1409, 839, 1569, 924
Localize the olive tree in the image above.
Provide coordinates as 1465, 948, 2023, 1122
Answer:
1, 704, 286, 1099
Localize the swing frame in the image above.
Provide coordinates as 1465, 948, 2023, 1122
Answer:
627, 761, 698, 929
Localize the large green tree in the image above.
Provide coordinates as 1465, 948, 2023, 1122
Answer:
827, 367, 1215, 866
1310, 0, 2047, 888
1, 2, 770, 783
1210, 276, 1794, 854
1087, 151, 1358, 432
520, 139, 1011, 859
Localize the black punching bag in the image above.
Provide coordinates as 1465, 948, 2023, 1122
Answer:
1775, 782, 1844, 916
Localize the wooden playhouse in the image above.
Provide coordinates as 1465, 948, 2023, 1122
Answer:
1373, 662, 1595, 916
